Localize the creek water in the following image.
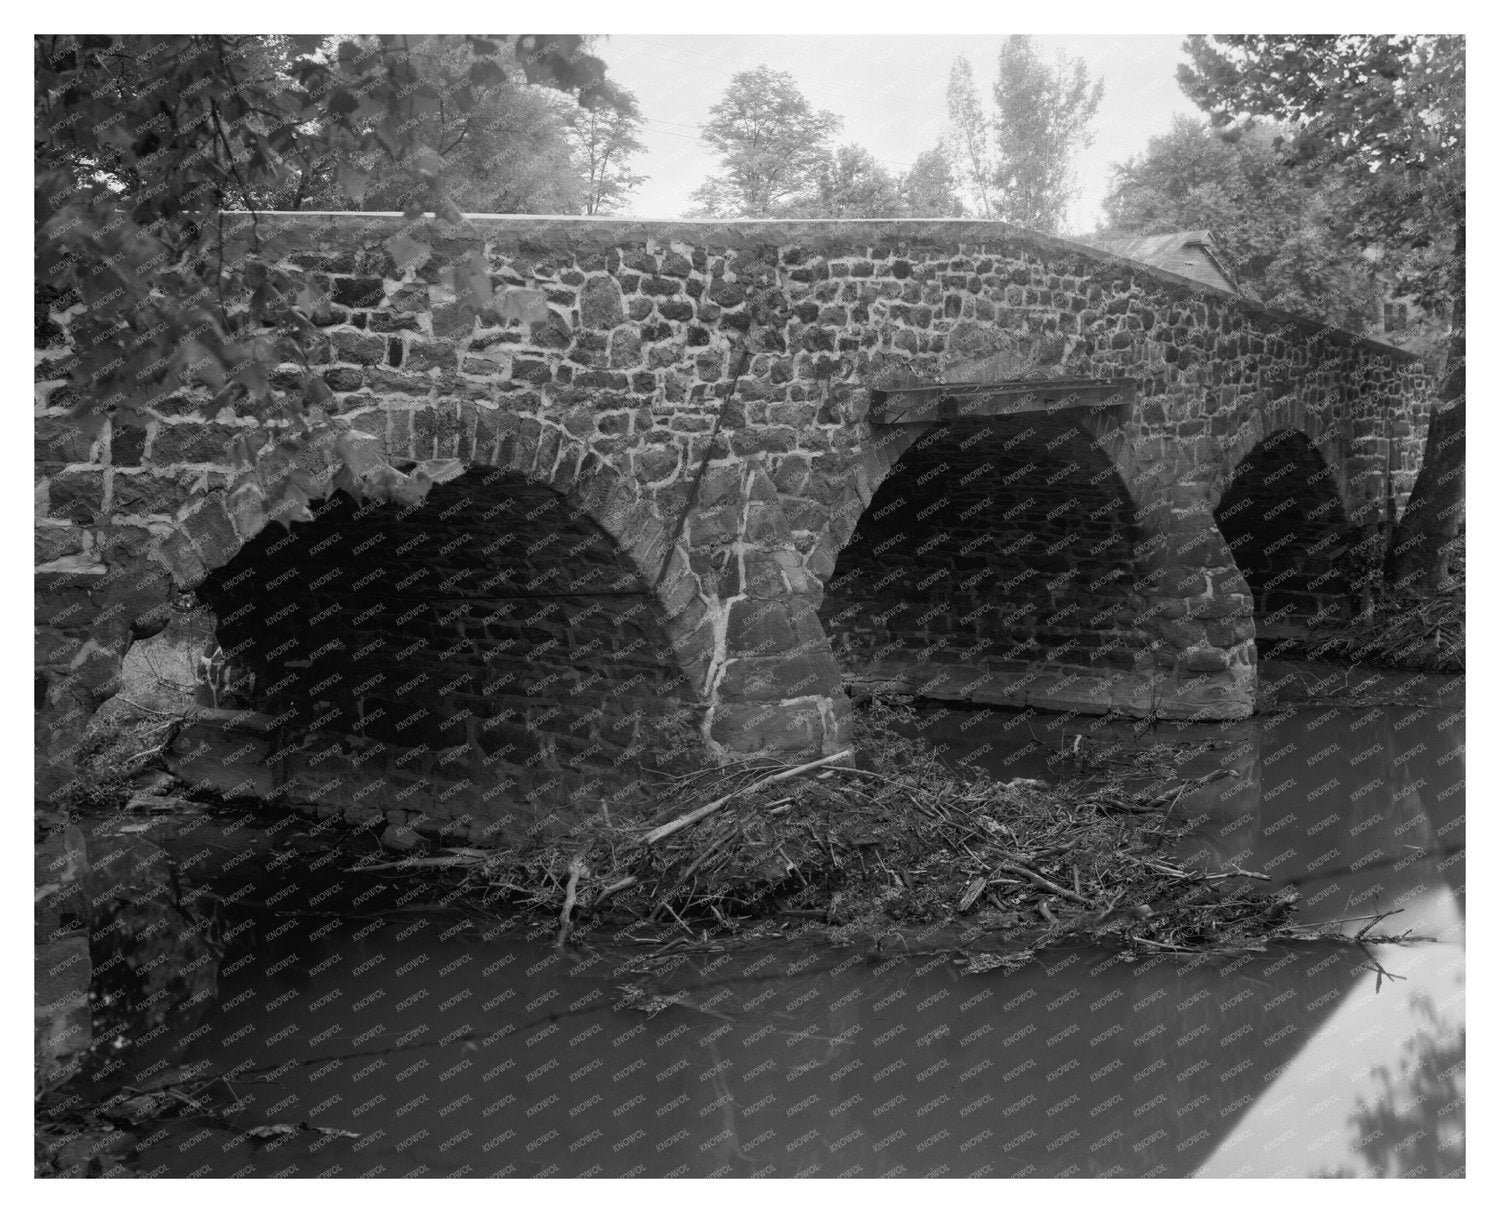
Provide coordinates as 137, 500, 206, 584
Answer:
128, 698, 1464, 1178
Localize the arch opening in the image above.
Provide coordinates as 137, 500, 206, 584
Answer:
194, 466, 708, 844
818, 413, 1151, 714
1213, 430, 1352, 646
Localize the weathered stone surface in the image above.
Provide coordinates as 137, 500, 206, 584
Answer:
150, 422, 242, 465
45, 470, 104, 523
35, 416, 97, 465
165, 711, 274, 800
1182, 647, 1233, 673
35, 526, 87, 564
580, 275, 625, 328
110, 471, 185, 516
332, 329, 387, 365
710, 700, 824, 753
726, 599, 798, 656
34, 215, 1435, 836
332, 277, 384, 308
719, 652, 841, 703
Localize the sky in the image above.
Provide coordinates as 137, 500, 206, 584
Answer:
593, 34, 1199, 234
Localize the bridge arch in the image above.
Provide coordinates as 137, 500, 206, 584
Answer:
1208, 397, 1360, 525
150, 418, 731, 844
814, 409, 1159, 714
1211, 426, 1359, 647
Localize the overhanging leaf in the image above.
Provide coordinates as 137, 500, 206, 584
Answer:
413, 145, 442, 180
470, 59, 506, 89
337, 163, 370, 202
335, 431, 386, 478
414, 458, 465, 485
385, 232, 433, 274
495, 287, 549, 325
446, 250, 495, 314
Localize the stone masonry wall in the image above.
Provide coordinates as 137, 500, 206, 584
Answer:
35, 215, 1433, 831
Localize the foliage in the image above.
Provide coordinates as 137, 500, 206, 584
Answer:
1178, 35, 1463, 327
990, 36, 1104, 233
1331, 999, 1465, 1178
899, 145, 965, 217
289, 39, 593, 215
35, 34, 626, 519
567, 85, 649, 215
1099, 116, 1383, 335
783, 143, 903, 219
689, 60, 963, 222
1177, 35, 1465, 591
946, 38, 1102, 232
688, 64, 842, 218
945, 56, 994, 219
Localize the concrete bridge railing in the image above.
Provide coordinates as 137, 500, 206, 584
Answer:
35, 214, 1432, 843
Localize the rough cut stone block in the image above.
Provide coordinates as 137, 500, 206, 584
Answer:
1182, 647, 1233, 673
166, 712, 274, 800
154, 530, 207, 587
45, 470, 104, 524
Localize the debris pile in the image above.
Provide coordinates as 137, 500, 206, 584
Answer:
375, 699, 1350, 959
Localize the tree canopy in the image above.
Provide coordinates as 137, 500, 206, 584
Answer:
285, 39, 596, 215
567, 86, 649, 215
899, 146, 965, 217
946, 38, 1103, 232
691, 66, 965, 221
990, 36, 1104, 233
36, 34, 629, 518
1177, 34, 1465, 590
784, 144, 902, 219
1099, 115, 1382, 335
688, 65, 842, 218
1178, 35, 1462, 319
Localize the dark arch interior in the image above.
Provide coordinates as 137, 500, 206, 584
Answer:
198, 467, 705, 842
1214, 431, 1351, 641
818, 413, 1149, 709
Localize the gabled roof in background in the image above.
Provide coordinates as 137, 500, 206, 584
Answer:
1088, 229, 1244, 296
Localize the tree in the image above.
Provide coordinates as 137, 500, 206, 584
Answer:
899, 145, 965, 217
35, 34, 626, 520
290, 40, 592, 215
689, 65, 841, 218
785, 144, 903, 219
990, 36, 1103, 233
567, 85, 648, 215
1178, 35, 1464, 592
1100, 115, 1382, 333
945, 56, 993, 218
945, 39, 1103, 233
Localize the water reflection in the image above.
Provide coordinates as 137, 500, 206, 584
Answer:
122, 703, 1462, 1178
1199, 890, 1464, 1177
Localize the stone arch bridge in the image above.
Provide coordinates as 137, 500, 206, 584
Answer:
35, 215, 1432, 844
